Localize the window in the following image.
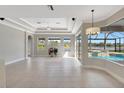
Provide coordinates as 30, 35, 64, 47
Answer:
63, 37, 71, 50
37, 38, 46, 49
48, 37, 61, 47
88, 32, 124, 65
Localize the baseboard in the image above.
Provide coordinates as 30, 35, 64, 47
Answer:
84, 65, 124, 84
5, 58, 26, 65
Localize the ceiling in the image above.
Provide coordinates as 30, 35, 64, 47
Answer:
0, 5, 123, 34
20, 18, 76, 33
100, 18, 124, 33
111, 18, 124, 26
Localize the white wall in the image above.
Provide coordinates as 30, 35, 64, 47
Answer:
0, 59, 6, 88
0, 23, 25, 64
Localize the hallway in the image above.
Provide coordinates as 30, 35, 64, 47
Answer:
6, 57, 124, 88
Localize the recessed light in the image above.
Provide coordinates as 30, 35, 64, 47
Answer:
72, 18, 76, 21
0, 17, 5, 21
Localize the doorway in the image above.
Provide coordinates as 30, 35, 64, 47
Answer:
28, 35, 32, 57
48, 37, 61, 56
63, 37, 71, 57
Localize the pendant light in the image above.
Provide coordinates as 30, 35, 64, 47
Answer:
86, 9, 100, 35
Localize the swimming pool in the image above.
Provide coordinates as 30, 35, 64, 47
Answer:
92, 54, 124, 61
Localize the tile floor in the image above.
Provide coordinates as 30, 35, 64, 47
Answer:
6, 57, 124, 88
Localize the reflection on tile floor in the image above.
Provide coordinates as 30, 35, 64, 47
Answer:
6, 57, 124, 88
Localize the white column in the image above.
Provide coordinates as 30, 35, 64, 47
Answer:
33, 35, 37, 56
81, 24, 88, 65
31, 35, 35, 57
0, 59, 6, 88
46, 36, 49, 56
61, 37, 64, 57
71, 35, 75, 57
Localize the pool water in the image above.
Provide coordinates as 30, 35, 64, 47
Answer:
92, 55, 124, 61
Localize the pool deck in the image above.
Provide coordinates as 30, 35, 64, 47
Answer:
114, 61, 124, 65
109, 52, 124, 55
89, 50, 124, 66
